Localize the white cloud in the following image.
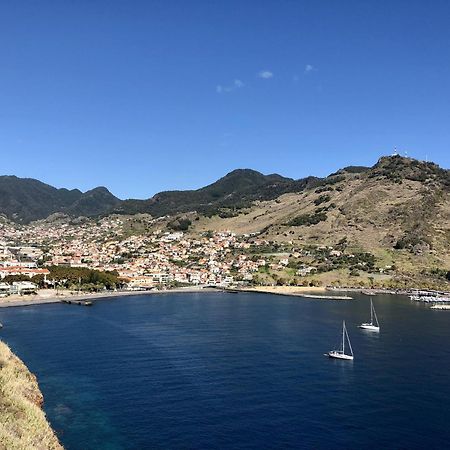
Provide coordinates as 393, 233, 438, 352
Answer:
304, 64, 315, 74
216, 79, 245, 94
258, 70, 273, 79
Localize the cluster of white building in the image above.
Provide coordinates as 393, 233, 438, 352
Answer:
0, 281, 38, 296
0, 216, 271, 290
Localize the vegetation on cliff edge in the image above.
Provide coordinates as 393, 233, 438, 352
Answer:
0, 341, 63, 449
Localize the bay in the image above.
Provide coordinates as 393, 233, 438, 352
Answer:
1, 292, 449, 449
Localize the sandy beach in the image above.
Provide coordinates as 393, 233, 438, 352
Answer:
233, 286, 353, 299
243, 286, 326, 294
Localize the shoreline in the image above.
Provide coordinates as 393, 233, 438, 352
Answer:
235, 286, 353, 299
0, 285, 428, 309
0, 285, 352, 309
0, 287, 218, 309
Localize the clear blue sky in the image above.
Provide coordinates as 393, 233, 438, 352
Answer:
1, 1, 449, 199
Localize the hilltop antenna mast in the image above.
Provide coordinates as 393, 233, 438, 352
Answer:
392, 147, 399, 156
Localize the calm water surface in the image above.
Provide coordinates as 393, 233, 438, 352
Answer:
1, 292, 449, 449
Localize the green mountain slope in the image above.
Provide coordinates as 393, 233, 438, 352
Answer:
113, 169, 311, 217
0, 176, 120, 223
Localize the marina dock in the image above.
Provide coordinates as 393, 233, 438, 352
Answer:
299, 294, 353, 300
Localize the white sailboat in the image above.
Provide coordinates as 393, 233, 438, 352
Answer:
359, 299, 380, 332
327, 320, 354, 360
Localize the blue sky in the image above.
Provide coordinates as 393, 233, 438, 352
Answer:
1, 1, 449, 199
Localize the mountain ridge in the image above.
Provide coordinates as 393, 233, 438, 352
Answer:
0, 176, 120, 223
0, 156, 448, 224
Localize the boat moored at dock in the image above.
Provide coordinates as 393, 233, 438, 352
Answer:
409, 290, 450, 303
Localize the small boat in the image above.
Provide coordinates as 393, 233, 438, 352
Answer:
327, 320, 354, 360
61, 299, 93, 306
359, 298, 380, 332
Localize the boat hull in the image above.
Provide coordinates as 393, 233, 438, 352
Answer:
327, 351, 353, 360
359, 323, 379, 332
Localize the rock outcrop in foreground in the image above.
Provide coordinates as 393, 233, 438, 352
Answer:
0, 341, 63, 450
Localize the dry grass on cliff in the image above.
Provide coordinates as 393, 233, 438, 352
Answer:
0, 341, 63, 450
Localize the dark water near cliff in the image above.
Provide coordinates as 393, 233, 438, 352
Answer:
1, 292, 450, 449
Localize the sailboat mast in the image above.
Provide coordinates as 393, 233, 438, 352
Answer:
346, 325, 354, 356
373, 304, 379, 327
370, 299, 373, 323
342, 321, 345, 353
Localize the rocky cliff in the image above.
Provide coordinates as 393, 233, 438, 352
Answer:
0, 341, 63, 450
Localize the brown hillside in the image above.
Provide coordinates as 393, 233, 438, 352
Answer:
192, 156, 450, 281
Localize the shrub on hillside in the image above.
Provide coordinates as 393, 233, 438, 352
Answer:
314, 194, 331, 206
167, 217, 191, 231
287, 211, 327, 226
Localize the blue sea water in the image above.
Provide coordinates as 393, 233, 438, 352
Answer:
1, 292, 449, 449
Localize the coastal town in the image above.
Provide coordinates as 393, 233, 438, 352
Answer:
0, 214, 271, 296
1, 211, 449, 302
